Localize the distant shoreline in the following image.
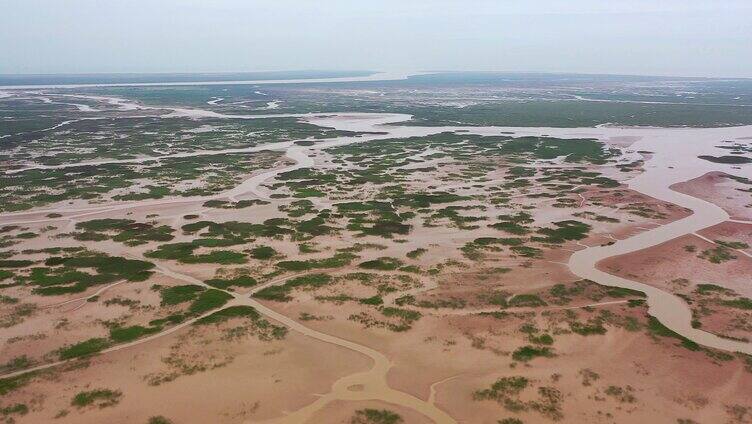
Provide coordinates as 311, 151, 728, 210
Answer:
0, 71, 423, 90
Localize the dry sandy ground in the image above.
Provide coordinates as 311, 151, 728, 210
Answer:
10, 276, 747, 424
255, 291, 752, 423
597, 234, 752, 298
10, 324, 370, 423
2, 178, 747, 423
597, 229, 752, 342
699, 221, 752, 254
1, 117, 751, 423
307, 400, 432, 424
672, 172, 752, 221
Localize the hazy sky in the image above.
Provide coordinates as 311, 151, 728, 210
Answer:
2, 0, 751, 77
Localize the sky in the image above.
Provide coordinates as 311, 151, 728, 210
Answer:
1, 0, 751, 78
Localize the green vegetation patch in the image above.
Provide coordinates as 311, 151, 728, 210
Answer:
360, 295, 384, 305
181, 219, 293, 239
646, 316, 700, 350
194, 305, 260, 325
529, 333, 554, 345
204, 275, 257, 290
510, 246, 542, 258
71, 388, 122, 408
406, 248, 427, 259
109, 325, 161, 343
279, 199, 317, 218
58, 337, 112, 360
295, 215, 336, 237
508, 294, 547, 307
698, 246, 737, 264
533, 220, 591, 244
473, 374, 563, 420
393, 192, 469, 209
698, 155, 752, 164
379, 306, 422, 331
148, 417, 174, 424
715, 240, 750, 249
202, 199, 269, 209
0, 143, 284, 212
569, 319, 607, 336
350, 408, 403, 424
335, 201, 411, 238
23, 255, 153, 296
253, 273, 332, 302
489, 212, 533, 235
499, 136, 616, 164
359, 257, 403, 271
512, 345, 555, 362
695, 283, 734, 295
75, 219, 174, 246
0, 356, 32, 374
159, 284, 204, 306
722, 297, 752, 310
146, 241, 246, 264
276, 252, 356, 271
193, 305, 288, 340
474, 376, 528, 401
462, 237, 527, 260
155, 285, 233, 322
605, 287, 646, 298
188, 289, 233, 315
0, 403, 28, 418
0, 372, 38, 396
250, 246, 277, 260
0, 259, 34, 268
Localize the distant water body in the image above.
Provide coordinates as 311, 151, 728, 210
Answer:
0, 70, 422, 89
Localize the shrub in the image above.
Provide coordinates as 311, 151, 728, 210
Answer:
569, 321, 607, 336
722, 297, 752, 310
188, 289, 233, 315
508, 294, 546, 307
58, 338, 111, 360
250, 246, 277, 260
0, 260, 34, 268
533, 220, 591, 243
276, 253, 355, 271
381, 307, 421, 321
606, 287, 645, 298
510, 246, 542, 258
205, 275, 257, 290
182, 250, 246, 264
529, 333, 554, 345
698, 246, 736, 264
71, 389, 122, 408
350, 408, 403, 424
253, 274, 332, 302
252, 285, 291, 302
360, 295, 384, 305
109, 325, 161, 343
512, 345, 554, 362
0, 403, 27, 416
646, 316, 700, 350
359, 257, 403, 271
0, 372, 36, 396
406, 248, 427, 259
160, 285, 204, 306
